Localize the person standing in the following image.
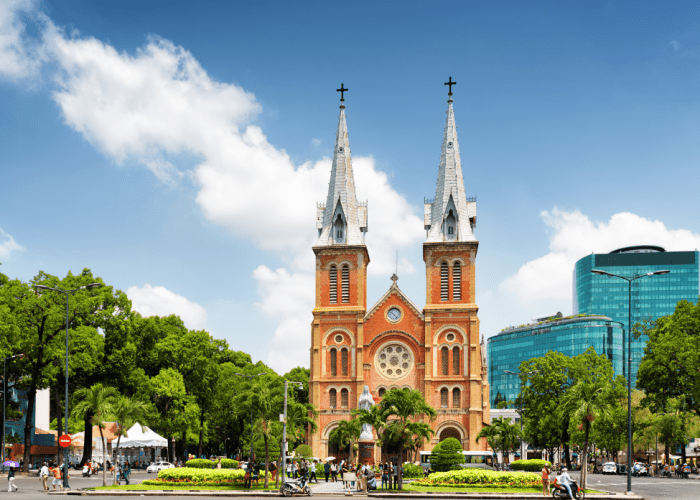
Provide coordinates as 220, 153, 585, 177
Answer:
40, 462, 50, 492
124, 461, 131, 485
381, 462, 389, 490
541, 464, 551, 496
324, 461, 330, 482
8, 466, 18, 492
216, 458, 222, 469
330, 462, 337, 482
243, 462, 252, 489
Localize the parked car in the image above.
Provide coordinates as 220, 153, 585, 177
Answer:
602, 462, 616, 475
147, 461, 175, 473
616, 463, 627, 475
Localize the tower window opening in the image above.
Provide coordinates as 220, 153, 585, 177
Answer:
342, 265, 350, 303
452, 388, 461, 408
446, 210, 456, 240
453, 347, 460, 375
440, 388, 448, 408
441, 346, 449, 376
337, 230, 343, 238
453, 262, 461, 300
330, 348, 337, 376
329, 388, 337, 409
341, 388, 349, 408
341, 347, 348, 376
448, 226, 454, 234
329, 265, 338, 304
440, 262, 449, 301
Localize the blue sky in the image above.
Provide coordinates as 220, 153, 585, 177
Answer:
2, 0, 700, 373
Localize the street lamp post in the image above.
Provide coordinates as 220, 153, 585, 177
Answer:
2, 353, 25, 473
233, 373, 267, 462
503, 370, 539, 463
281, 379, 304, 484
34, 282, 102, 489
591, 268, 669, 494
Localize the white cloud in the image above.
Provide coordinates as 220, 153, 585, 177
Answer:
311, 138, 321, 147
0, 228, 24, 259
668, 40, 680, 51
127, 284, 208, 330
0, 0, 45, 81
4, 4, 425, 373
500, 209, 700, 307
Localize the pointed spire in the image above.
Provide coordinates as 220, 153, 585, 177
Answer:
425, 82, 476, 243
316, 92, 367, 246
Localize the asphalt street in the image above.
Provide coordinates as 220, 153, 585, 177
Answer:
586, 472, 698, 500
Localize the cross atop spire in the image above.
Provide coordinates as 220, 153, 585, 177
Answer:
390, 273, 399, 287
337, 83, 348, 106
444, 76, 456, 97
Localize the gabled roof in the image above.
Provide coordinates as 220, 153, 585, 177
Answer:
365, 280, 424, 321
425, 97, 476, 243
316, 105, 367, 246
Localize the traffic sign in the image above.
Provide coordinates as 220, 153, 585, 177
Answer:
59, 435, 71, 448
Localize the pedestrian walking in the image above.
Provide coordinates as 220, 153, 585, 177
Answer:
309, 460, 318, 483
324, 461, 330, 482
51, 463, 63, 491
40, 462, 49, 492
124, 461, 131, 485
541, 464, 551, 496
330, 462, 337, 482
8, 466, 18, 492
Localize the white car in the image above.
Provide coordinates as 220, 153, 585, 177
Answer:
147, 461, 175, 473
602, 462, 616, 475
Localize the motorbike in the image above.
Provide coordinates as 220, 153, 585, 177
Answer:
632, 465, 648, 477
552, 479, 585, 499
82, 465, 93, 477
281, 474, 312, 497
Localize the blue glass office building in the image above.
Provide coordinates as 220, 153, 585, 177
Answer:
573, 246, 699, 387
488, 314, 624, 406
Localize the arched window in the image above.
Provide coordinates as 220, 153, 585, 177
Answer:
441, 347, 449, 376
335, 214, 344, 240
453, 347, 460, 375
440, 388, 448, 408
329, 389, 337, 409
340, 388, 349, 408
330, 348, 337, 376
378, 388, 386, 397
341, 265, 350, 303
446, 210, 456, 240
447, 226, 454, 234
440, 262, 449, 301
452, 388, 461, 408
341, 348, 348, 376
329, 265, 337, 304
453, 262, 461, 300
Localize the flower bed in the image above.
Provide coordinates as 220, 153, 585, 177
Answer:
415, 468, 541, 486
143, 467, 270, 486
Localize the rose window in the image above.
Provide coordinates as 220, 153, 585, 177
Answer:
376, 343, 413, 379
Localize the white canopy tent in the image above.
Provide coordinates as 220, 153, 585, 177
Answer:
111, 423, 167, 448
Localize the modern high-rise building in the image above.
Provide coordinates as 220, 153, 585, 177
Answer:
573, 245, 699, 386
488, 314, 624, 405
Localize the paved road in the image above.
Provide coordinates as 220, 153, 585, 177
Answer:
587, 472, 698, 500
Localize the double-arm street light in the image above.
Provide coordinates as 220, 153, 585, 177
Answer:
33, 282, 102, 488
233, 373, 267, 462
503, 370, 539, 462
2, 353, 25, 472
281, 379, 304, 483
590, 268, 669, 494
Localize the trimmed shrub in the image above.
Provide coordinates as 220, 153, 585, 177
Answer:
294, 444, 313, 458
414, 468, 540, 486
185, 459, 216, 469
221, 459, 239, 469
431, 438, 464, 472
152, 467, 270, 486
510, 459, 551, 472
403, 463, 423, 478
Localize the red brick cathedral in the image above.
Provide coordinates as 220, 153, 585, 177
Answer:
308, 84, 490, 462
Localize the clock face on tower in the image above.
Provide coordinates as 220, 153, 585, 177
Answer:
387, 307, 401, 322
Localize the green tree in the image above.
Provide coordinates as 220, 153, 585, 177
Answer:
71, 383, 119, 486
354, 404, 391, 463
475, 416, 520, 463
430, 437, 463, 471
379, 388, 436, 489
637, 300, 700, 419
110, 395, 149, 485
329, 418, 362, 463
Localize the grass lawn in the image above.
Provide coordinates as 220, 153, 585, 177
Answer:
402, 483, 607, 495
91, 483, 279, 491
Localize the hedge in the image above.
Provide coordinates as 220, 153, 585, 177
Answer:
184, 459, 240, 469
152, 467, 270, 486
414, 468, 541, 486
430, 437, 464, 472
510, 459, 551, 472
403, 463, 424, 478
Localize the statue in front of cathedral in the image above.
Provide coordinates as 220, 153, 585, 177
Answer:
358, 385, 375, 441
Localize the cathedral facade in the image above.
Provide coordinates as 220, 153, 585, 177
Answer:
308, 86, 490, 462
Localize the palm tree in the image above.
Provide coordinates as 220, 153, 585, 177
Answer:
564, 381, 612, 489
71, 383, 119, 486
379, 389, 437, 489
475, 416, 520, 464
329, 418, 362, 463
353, 404, 391, 463
110, 395, 149, 485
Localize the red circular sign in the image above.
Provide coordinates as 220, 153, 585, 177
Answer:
59, 435, 71, 448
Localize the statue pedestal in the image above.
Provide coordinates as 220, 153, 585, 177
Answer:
358, 441, 375, 465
